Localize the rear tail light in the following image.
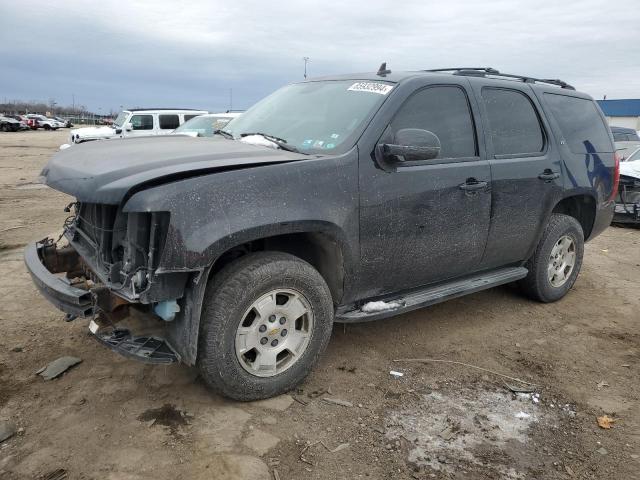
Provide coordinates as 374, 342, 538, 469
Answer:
609, 152, 620, 201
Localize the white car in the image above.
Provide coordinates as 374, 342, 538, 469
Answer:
171, 112, 242, 137
70, 108, 208, 143
26, 114, 62, 130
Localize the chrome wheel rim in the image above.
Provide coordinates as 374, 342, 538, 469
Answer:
235, 289, 313, 377
547, 235, 576, 288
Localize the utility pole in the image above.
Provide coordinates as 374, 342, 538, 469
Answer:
303, 57, 310, 79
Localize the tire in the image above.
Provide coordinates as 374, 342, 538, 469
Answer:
197, 251, 334, 401
519, 213, 584, 303
44, 124, 51, 130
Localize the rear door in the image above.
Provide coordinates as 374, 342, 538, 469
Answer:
158, 113, 180, 133
469, 82, 564, 269
357, 81, 492, 297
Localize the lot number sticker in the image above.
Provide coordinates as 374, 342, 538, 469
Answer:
348, 82, 393, 95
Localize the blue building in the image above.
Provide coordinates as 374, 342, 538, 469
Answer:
597, 99, 640, 130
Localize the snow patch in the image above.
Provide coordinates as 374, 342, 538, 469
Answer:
361, 300, 403, 313
240, 135, 278, 149
386, 386, 547, 478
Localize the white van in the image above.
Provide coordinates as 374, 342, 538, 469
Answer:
70, 108, 208, 143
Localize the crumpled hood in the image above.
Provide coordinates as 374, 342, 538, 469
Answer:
620, 161, 640, 180
41, 135, 306, 204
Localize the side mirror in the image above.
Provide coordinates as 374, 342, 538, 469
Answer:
125, 122, 133, 131
378, 128, 441, 162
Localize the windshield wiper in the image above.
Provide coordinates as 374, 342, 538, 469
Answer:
213, 129, 234, 139
240, 132, 301, 153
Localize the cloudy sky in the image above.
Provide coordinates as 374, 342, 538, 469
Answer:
1, 0, 639, 113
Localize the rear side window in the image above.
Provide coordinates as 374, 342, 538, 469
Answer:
391, 85, 477, 159
130, 114, 153, 130
159, 114, 180, 129
183, 114, 198, 122
482, 88, 544, 156
544, 94, 613, 153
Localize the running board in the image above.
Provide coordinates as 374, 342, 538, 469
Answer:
335, 267, 528, 323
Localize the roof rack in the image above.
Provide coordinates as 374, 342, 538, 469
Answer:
424, 68, 575, 90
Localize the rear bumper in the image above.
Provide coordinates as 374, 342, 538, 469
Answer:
24, 241, 94, 317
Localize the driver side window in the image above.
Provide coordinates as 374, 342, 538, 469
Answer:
391, 86, 477, 159
130, 114, 154, 130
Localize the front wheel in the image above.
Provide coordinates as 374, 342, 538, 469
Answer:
519, 213, 584, 303
198, 252, 334, 401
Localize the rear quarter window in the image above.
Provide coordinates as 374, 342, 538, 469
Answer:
543, 94, 613, 153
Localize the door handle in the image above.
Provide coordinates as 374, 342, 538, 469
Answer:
459, 179, 488, 191
538, 170, 560, 181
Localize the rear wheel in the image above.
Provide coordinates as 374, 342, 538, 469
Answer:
519, 213, 584, 302
44, 124, 51, 130
197, 252, 334, 401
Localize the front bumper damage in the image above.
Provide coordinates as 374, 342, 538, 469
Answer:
613, 176, 640, 225
24, 238, 178, 364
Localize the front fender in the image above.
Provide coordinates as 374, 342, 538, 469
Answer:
124, 149, 360, 273
124, 150, 360, 365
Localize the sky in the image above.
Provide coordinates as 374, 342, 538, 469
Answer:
1, 0, 639, 114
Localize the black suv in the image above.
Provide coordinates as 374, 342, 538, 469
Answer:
26, 66, 618, 400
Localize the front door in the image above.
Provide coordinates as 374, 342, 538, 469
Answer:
358, 83, 492, 298
125, 114, 155, 137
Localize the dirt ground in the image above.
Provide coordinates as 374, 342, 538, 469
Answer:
0, 130, 638, 480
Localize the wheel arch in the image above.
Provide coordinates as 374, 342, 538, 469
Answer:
551, 193, 597, 240
166, 222, 353, 366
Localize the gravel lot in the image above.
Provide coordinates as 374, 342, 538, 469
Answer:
0, 130, 638, 479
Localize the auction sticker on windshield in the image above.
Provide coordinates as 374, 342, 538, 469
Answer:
348, 82, 393, 95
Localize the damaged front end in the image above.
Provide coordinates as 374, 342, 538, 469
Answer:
24, 203, 187, 364
614, 175, 640, 225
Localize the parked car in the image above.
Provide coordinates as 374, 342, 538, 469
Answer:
25, 114, 61, 130
6, 115, 31, 130
10, 115, 38, 129
613, 147, 640, 225
611, 126, 640, 160
53, 116, 73, 128
69, 108, 208, 143
172, 112, 242, 137
26, 66, 617, 401
0, 115, 21, 132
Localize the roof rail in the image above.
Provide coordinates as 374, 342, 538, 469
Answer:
424, 68, 575, 90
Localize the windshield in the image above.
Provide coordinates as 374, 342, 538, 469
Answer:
174, 115, 235, 137
224, 80, 394, 154
113, 111, 129, 128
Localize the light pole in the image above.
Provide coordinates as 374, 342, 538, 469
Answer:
303, 57, 310, 79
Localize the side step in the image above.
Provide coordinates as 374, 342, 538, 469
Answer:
335, 267, 528, 323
